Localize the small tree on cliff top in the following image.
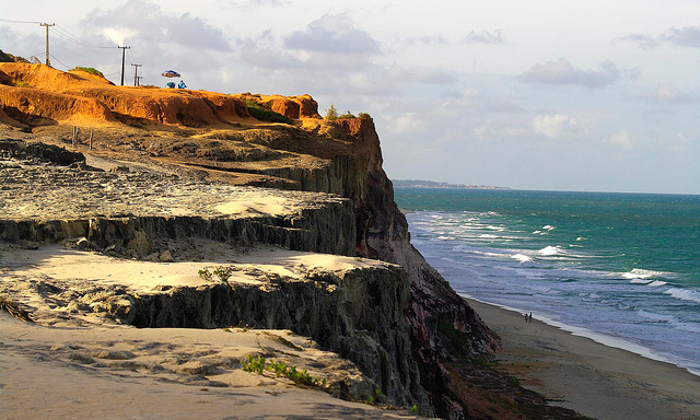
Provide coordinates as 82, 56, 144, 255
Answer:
325, 104, 339, 120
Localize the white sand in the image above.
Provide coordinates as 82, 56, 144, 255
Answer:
1, 244, 391, 294
0, 313, 423, 420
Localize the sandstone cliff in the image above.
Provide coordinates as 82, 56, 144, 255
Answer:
0, 63, 581, 419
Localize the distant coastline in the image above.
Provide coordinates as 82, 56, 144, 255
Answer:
392, 179, 510, 190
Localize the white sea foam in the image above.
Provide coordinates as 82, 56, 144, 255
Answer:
511, 254, 532, 263
542, 225, 556, 231
486, 225, 505, 231
621, 268, 665, 280
664, 288, 700, 304
638, 310, 675, 323
647, 280, 668, 287
630, 278, 653, 285
479, 234, 500, 239
537, 246, 565, 256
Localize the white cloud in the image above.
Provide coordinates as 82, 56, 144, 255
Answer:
438, 89, 479, 114
216, 0, 288, 8
671, 132, 691, 152
645, 84, 693, 104
473, 121, 527, 142
386, 66, 457, 85
473, 124, 495, 142
82, 0, 233, 52
606, 130, 633, 150
387, 112, 424, 135
406, 36, 450, 46
619, 26, 700, 50
519, 58, 633, 89
663, 26, 700, 48
283, 14, 380, 55
464, 30, 507, 45
532, 114, 576, 140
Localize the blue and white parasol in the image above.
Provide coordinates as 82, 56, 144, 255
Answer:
161, 70, 181, 78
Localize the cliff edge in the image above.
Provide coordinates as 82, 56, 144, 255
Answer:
0, 63, 585, 420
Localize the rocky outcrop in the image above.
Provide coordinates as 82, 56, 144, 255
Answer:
237, 93, 320, 119
0, 211, 356, 258
125, 265, 424, 406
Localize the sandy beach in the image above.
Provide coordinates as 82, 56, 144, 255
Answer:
465, 298, 700, 420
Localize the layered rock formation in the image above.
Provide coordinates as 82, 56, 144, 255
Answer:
0, 63, 520, 419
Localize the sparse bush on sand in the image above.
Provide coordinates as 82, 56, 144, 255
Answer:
70, 67, 105, 78
242, 354, 326, 388
198, 266, 235, 283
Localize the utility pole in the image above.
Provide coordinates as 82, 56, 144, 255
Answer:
39, 23, 55, 67
118, 46, 130, 86
131, 63, 142, 86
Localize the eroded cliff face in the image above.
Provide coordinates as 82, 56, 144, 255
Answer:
0, 144, 427, 409
237, 112, 502, 416
0, 67, 501, 417
314, 118, 501, 418
128, 266, 423, 406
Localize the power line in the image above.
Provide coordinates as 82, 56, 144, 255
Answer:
0, 18, 41, 24
54, 24, 115, 49
48, 53, 70, 70
127, 48, 139, 65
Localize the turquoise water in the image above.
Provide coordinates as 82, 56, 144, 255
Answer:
395, 188, 700, 374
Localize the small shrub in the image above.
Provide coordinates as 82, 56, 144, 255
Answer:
358, 112, 371, 120
338, 110, 355, 119
71, 66, 105, 77
198, 266, 235, 283
245, 100, 294, 124
242, 354, 324, 388
325, 104, 339, 120
411, 405, 418, 413
12, 81, 31, 88
198, 268, 213, 281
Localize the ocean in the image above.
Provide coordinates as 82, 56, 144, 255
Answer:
395, 187, 700, 376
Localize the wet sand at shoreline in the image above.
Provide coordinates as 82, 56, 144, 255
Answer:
465, 298, 700, 420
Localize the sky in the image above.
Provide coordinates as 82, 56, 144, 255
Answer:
1, 0, 699, 194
